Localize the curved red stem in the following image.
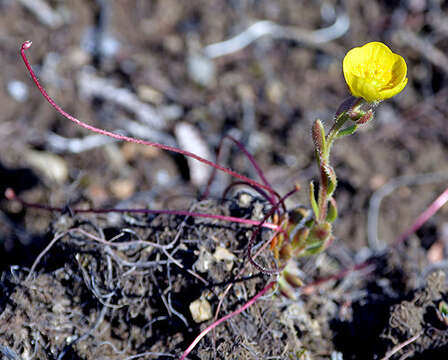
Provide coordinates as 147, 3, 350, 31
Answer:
180, 281, 276, 360
202, 134, 277, 202
20, 41, 273, 194
395, 186, 448, 245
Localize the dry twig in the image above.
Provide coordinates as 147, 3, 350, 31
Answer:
203, 14, 349, 59
367, 172, 448, 251
380, 332, 422, 360
17, 0, 64, 28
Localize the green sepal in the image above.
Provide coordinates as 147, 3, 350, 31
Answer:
309, 181, 319, 220
336, 124, 358, 138
326, 198, 338, 223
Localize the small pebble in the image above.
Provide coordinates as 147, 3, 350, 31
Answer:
137, 85, 164, 105
25, 150, 68, 184
174, 122, 213, 187
213, 247, 236, 271
189, 298, 212, 323
7, 80, 29, 102
187, 53, 216, 88
110, 178, 136, 200
155, 170, 171, 186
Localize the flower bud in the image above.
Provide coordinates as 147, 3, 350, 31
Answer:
336, 97, 374, 125
356, 109, 374, 124
312, 119, 326, 155
347, 99, 374, 124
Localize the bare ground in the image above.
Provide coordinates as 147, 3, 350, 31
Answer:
1, 1, 448, 359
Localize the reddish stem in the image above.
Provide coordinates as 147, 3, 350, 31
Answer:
302, 260, 373, 295
20, 41, 273, 194
395, 186, 448, 245
225, 135, 273, 192
247, 186, 300, 274
201, 134, 278, 203
302, 187, 448, 295
180, 281, 276, 360
5, 188, 279, 231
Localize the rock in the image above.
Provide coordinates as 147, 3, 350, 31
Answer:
7, 80, 29, 102
110, 178, 136, 200
213, 247, 236, 271
25, 150, 68, 184
189, 298, 212, 323
137, 85, 164, 105
193, 247, 214, 273
174, 122, 213, 187
187, 53, 216, 88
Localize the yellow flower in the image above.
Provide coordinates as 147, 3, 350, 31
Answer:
343, 42, 408, 103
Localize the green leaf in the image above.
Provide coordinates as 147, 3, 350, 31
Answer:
309, 181, 319, 220
305, 218, 314, 228
326, 198, 338, 223
439, 301, 448, 317
303, 240, 325, 255
336, 124, 358, 138
300, 221, 332, 256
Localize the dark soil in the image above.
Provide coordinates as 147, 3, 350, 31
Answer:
1, 1, 448, 359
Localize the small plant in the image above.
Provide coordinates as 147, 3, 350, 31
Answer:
18, 41, 408, 358
267, 41, 409, 298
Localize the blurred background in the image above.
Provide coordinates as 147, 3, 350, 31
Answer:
1, 0, 448, 268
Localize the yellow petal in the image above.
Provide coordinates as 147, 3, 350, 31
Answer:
382, 54, 407, 90
343, 42, 408, 102
378, 77, 408, 100
346, 72, 382, 103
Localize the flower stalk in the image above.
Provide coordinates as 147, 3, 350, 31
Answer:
275, 42, 408, 299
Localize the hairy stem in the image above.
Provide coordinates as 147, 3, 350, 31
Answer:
316, 112, 349, 222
